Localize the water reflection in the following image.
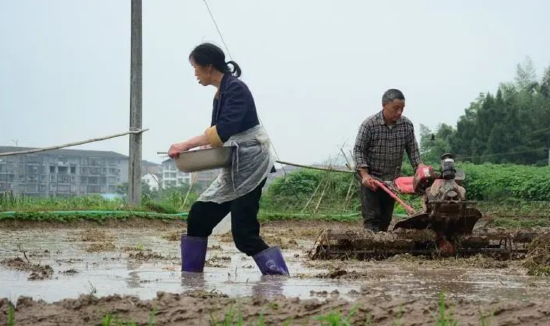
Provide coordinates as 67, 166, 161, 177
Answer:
251, 275, 287, 298
181, 271, 207, 292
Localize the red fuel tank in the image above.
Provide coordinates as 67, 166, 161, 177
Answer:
413, 164, 436, 193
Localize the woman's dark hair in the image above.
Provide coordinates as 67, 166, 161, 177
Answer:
189, 43, 242, 77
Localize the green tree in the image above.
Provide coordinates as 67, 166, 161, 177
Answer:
419, 124, 454, 164
450, 59, 550, 166
514, 56, 538, 92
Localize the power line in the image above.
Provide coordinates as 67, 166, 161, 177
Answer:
201, 0, 233, 60
525, 126, 550, 138
199, 0, 290, 178
456, 148, 548, 161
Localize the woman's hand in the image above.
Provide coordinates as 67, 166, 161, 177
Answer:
168, 134, 211, 158
168, 142, 191, 158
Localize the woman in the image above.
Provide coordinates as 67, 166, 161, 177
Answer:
168, 43, 289, 276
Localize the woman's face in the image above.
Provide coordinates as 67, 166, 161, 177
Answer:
190, 57, 212, 86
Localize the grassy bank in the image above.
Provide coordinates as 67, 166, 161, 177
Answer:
1, 163, 549, 227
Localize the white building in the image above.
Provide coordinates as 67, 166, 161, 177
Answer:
141, 173, 161, 191
0, 146, 128, 197
161, 159, 191, 188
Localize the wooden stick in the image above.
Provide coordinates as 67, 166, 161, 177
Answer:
182, 172, 198, 209
343, 177, 355, 210
340, 148, 355, 211
275, 160, 353, 174
314, 179, 330, 213
340, 148, 352, 170
154, 155, 355, 175
0, 128, 149, 157
301, 179, 323, 213
148, 172, 162, 190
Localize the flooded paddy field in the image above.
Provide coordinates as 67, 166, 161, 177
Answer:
1, 219, 549, 325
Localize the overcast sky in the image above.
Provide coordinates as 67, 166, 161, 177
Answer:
1, 0, 550, 165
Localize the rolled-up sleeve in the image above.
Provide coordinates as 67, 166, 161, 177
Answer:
405, 124, 422, 170
353, 121, 371, 170
204, 125, 224, 147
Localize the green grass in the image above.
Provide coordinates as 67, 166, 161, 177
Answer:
479, 200, 550, 218
208, 299, 456, 326
3, 163, 550, 220
0, 192, 194, 214
0, 210, 362, 223
101, 309, 156, 326
0, 211, 187, 223
391, 306, 404, 326
525, 264, 550, 276
1, 206, 548, 229
488, 217, 550, 228
0, 193, 126, 212
1, 187, 549, 228
209, 305, 290, 326
0, 294, 525, 326
313, 305, 359, 326
7, 303, 14, 326
478, 307, 494, 326
433, 292, 459, 326
210, 304, 366, 326
207, 296, 481, 326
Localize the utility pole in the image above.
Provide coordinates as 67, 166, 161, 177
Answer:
128, 0, 142, 207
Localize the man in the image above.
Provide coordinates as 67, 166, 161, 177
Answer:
353, 89, 422, 232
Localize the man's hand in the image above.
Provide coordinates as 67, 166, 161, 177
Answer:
361, 173, 378, 191
168, 142, 191, 159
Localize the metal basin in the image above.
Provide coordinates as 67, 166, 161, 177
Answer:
174, 146, 235, 172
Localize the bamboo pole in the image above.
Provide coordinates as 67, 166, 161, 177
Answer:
0, 129, 149, 157
182, 172, 198, 209
275, 160, 353, 174
314, 179, 330, 213
343, 178, 355, 210
301, 179, 323, 213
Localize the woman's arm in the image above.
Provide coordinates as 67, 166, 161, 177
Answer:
168, 81, 248, 159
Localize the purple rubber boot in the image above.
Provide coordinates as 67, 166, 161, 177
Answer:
180, 235, 207, 273
252, 246, 290, 276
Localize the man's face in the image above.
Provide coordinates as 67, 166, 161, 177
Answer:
383, 99, 405, 123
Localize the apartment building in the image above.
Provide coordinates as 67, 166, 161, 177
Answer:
0, 146, 128, 197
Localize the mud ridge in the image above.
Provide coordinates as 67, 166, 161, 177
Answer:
1, 293, 549, 326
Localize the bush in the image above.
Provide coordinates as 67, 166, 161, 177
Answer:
262, 163, 550, 214
459, 163, 550, 201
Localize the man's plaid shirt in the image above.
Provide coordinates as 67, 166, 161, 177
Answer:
353, 111, 422, 181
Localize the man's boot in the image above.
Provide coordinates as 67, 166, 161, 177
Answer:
363, 222, 380, 233
252, 246, 290, 276
180, 235, 207, 273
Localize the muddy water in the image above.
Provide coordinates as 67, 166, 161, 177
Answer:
1, 222, 549, 304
